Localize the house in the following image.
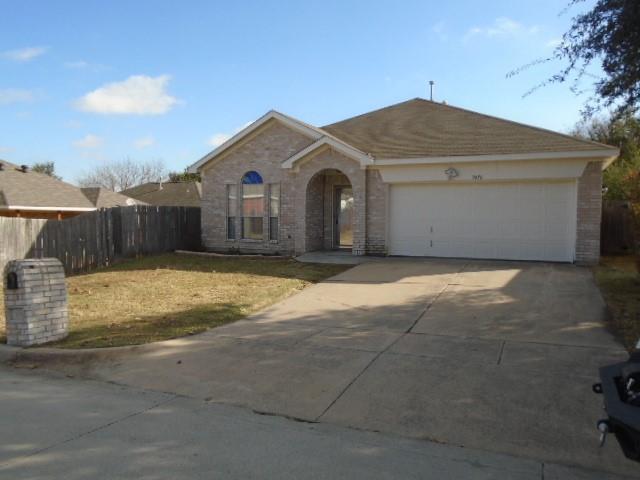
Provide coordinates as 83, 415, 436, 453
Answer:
189, 98, 619, 264
0, 160, 141, 219
121, 181, 201, 207
80, 187, 145, 208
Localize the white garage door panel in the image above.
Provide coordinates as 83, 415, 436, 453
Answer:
389, 182, 576, 262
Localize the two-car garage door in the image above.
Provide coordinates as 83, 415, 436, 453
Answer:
388, 181, 577, 262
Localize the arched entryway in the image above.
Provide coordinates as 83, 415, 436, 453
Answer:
304, 168, 354, 253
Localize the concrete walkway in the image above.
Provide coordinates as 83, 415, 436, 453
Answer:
9, 258, 636, 477
0, 367, 634, 479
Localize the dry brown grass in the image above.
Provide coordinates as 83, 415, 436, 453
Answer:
0, 253, 348, 349
593, 255, 640, 351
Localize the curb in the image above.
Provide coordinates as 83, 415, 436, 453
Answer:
1, 344, 141, 366
0, 331, 215, 365
0, 345, 21, 363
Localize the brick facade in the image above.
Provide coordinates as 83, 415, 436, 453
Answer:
365, 169, 387, 255
293, 150, 368, 255
201, 121, 314, 255
200, 121, 386, 256
575, 161, 603, 264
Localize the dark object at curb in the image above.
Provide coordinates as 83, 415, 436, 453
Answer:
594, 350, 640, 461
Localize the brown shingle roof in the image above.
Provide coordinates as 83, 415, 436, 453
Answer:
321, 98, 613, 159
80, 187, 145, 208
0, 160, 95, 210
121, 181, 201, 207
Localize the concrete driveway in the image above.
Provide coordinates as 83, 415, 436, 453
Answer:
29, 259, 634, 477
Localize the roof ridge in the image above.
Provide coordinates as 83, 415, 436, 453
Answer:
324, 97, 616, 152
415, 98, 616, 151
134, 180, 201, 186
321, 97, 424, 129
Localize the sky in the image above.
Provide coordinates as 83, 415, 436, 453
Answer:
0, 0, 600, 184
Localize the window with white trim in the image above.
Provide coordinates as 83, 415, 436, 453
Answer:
241, 171, 264, 240
269, 183, 280, 241
226, 184, 237, 240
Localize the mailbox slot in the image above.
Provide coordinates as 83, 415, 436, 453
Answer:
6, 272, 18, 290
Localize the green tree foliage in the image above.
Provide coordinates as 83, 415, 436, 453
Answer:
511, 0, 640, 118
572, 115, 640, 200
31, 161, 62, 180
168, 169, 201, 182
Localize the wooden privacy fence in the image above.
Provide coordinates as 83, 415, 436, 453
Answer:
601, 200, 636, 255
0, 206, 201, 275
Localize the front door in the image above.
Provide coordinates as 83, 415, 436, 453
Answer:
334, 187, 354, 248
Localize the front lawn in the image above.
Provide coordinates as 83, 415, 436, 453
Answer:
593, 255, 640, 351
0, 253, 348, 349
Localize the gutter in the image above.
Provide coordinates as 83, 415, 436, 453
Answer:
372, 149, 620, 168
0, 206, 97, 212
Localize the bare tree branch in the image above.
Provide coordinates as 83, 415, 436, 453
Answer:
76, 158, 166, 192
510, 0, 640, 119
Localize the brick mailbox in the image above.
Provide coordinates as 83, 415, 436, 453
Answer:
3, 258, 69, 346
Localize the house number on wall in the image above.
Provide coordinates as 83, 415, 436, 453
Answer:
472, 175, 483, 181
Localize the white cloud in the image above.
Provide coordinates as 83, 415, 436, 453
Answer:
64, 60, 108, 72
208, 122, 254, 148
208, 133, 232, 148
0, 146, 13, 155
73, 134, 103, 149
74, 75, 178, 115
2, 46, 48, 62
0, 88, 35, 105
465, 17, 538, 40
64, 60, 90, 69
546, 38, 562, 48
64, 119, 83, 129
431, 21, 448, 41
134, 135, 155, 149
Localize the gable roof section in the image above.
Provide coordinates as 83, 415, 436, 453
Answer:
190, 109, 373, 172
189, 110, 325, 172
0, 160, 96, 211
322, 98, 617, 159
80, 187, 145, 208
118, 182, 161, 198
282, 136, 374, 169
121, 181, 201, 207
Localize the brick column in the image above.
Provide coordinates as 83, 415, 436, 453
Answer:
575, 161, 603, 264
3, 258, 69, 346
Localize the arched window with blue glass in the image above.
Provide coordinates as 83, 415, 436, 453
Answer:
241, 171, 264, 240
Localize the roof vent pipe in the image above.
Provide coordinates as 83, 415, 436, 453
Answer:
429, 80, 435, 101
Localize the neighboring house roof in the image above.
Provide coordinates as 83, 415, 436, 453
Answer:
121, 181, 201, 207
80, 187, 145, 208
0, 160, 96, 211
322, 98, 613, 159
